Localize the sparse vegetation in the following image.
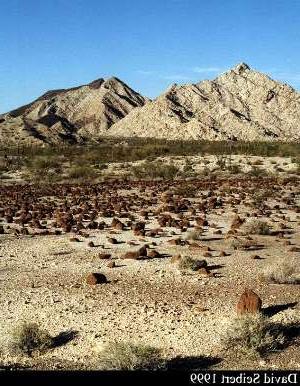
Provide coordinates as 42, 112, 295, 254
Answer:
243, 220, 271, 235
2, 139, 300, 165
1, 139, 300, 184
252, 159, 263, 165
98, 341, 166, 370
172, 184, 198, 197
11, 322, 53, 357
251, 190, 270, 209
227, 164, 242, 174
131, 161, 179, 179
222, 314, 285, 359
247, 166, 268, 177
68, 165, 98, 180
261, 260, 300, 284
185, 230, 202, 241
26, 156, 61, 172
178, 256, 207, 271
230, 237, 261, 250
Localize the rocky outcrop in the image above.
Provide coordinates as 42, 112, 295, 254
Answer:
0, 77, 147, 146
109, 63, 300, 142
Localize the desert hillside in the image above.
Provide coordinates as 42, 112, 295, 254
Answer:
110, 63, 300, 142
1, 63, 300, 146
0, 77, 147, 146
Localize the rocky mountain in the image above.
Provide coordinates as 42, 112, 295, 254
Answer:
109, 63, 300, 142
0, 77, 147, 145
1, 63, 300, 146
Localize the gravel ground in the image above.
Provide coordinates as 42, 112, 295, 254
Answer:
0, 177, 299, 370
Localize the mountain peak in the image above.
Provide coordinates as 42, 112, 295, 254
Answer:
88, 78, 105, 89
231, 62, 251, 74
109, 63, 300, 142
0, 76, 147, 145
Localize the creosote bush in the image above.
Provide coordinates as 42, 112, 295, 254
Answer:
261, 260, 299, 284
171, 184, 198, 198
11, 322, 53, 357
247, 166, 268, 177
26, 156, 61, 171
131, 161, 179, 179
222, 314, 285, 359
185, 230, 202, 241
251, 190, 271, 209
243, 220, 271, 235
98, 341, 166, 370
68, 165, 98, 180
178, 256, 207, 271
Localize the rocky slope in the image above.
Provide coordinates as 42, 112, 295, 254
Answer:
2, 63, 300, 145
0, 77, 147, 146
109, 63, 300, 142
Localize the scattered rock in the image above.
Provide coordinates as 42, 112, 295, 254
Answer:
86, 273, 107, 285
236, 289, 262, 315
98, 253, 111, 259
147, 250, 160, 259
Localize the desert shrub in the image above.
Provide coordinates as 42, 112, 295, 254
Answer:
94, 163, 108, 170
98, 341, 165, 370
261, 260, 300, 284
216, 154, 229, 170
185, 230, 202, 241
200, 167, 210, 176
68, 165, 97, 180
172, 184, 198, 198
222, 314, 285, 359
250, 190, 271, 209
26, 156, 61, 171
181, 162, 195, 177
243, 220, 271, 235
2, 140, 300, 163
11, 322, 53, 357
227, 164, 242, 174
251, 159, 263, 166
231, 238, 247, 250
0, 160, 8, 173
247, 166, 268, 177
131, 161, 179, 179
178, 256, 207, 271
292, 157, 300, 174
230, 237, 261, 250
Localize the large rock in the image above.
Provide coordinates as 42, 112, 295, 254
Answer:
86, 273, 107, 285
236, 289, 262, 315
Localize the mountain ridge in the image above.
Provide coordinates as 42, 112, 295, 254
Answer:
1, 63, 300, 145
0, 77, 148, 145
109, 63, 300, 142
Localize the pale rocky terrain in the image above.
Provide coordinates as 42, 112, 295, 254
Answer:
0, 77, 147, 146
0, 171, 299, 370
110, 63, 300, 141
1, 63, 300, 146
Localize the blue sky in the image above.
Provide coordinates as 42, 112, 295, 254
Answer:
1, 0, 300, 113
